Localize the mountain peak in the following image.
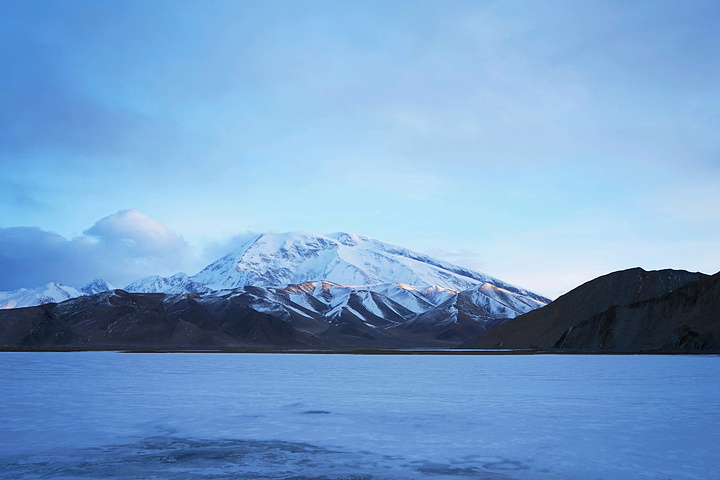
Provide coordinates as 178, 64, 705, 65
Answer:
190, 231, 548, 305
0, 231, 549, 319
0, 282, 84, 310
79, 278, 114, 295
325, 232, 369, 247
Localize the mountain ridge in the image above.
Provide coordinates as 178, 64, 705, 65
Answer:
0, 283, 511, 350
2, 267, 718, 352
467, 267, 719, 352
1, 232, 549, 316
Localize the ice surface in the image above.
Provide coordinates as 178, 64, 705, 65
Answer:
0, 353, 718, 479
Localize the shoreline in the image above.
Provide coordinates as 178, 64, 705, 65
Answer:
1, 346, 718, 355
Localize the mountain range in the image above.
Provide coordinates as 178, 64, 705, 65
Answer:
1, 232, 717, 352
0, 232, 550, 348
1, 232, 548, 316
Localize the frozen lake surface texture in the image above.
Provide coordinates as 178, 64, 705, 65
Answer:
0, 352, 718, 479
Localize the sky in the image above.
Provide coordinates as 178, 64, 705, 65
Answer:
1, 0, 719, 299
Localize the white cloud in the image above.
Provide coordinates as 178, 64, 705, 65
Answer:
84, 209, 188, 256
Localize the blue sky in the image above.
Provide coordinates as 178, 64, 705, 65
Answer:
1, 0, 719, 298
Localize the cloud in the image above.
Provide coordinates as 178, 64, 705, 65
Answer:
0, 227, 84, 291
84, 210, 188, 257
0, 210, 193, 291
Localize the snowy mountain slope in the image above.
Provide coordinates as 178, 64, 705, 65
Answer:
461, 282, 548, 318
226, 277, 541, 343
0, 283, 85, 310
385, 281, 552, 343
124, 273, 212, 294
191, 232, 549, 303
0, 279, 116, 309
268, 281, 404, 324
79, 278, 115, 295
364, 283, 453, 313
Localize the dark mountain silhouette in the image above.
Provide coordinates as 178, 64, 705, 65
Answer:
467, 268, 720, 352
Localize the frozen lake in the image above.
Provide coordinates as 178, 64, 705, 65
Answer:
0, 352, 718, 479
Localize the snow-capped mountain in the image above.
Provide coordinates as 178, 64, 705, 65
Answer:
0, 232, 550, 344
118, 232, 550, 331
390, 281, 550, 341
0, 278, 114, 309
191, 232, 547, 301
79, 278, 115, 295
124, 273, 211, 294
0, 283, 84, 310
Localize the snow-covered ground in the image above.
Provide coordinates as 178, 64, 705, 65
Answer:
0, 353, 717, 479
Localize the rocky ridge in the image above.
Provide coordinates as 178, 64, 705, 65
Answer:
468, 268, 720, 352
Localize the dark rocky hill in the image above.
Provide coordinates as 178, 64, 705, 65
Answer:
467, 268, 720, 352
0, 286, 491, 350
0, 290, 319, 350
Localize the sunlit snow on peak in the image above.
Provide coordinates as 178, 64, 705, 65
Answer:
191, 232, 547, 305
